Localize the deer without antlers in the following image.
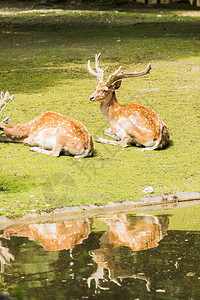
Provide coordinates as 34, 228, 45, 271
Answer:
88, 54, 169, 150
0, 92, 93, 158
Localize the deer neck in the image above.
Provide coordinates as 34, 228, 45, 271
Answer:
1, 120, 33, 140
100, 92, 122, 123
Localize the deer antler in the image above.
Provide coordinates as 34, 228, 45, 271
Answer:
0, 91, 14, 116
106, 63, 151, 86
87, 267, 109, 290
88, 53, 108, 83
118, 274, 151, 292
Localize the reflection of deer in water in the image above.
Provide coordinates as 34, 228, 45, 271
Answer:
0, 218, 92, 251
88, 214, 169, 291
0, 241, 14, 273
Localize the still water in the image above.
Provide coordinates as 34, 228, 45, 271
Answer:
0, 202, 200, 300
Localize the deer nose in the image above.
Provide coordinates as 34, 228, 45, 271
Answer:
89, 95, 95, 101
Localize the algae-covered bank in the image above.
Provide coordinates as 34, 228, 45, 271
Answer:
0, 1, 199, 216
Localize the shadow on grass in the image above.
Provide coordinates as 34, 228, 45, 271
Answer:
0, 11, 199, 94
167, 139, 174, 149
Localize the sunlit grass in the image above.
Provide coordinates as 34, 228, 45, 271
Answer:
0, 4, 199, 216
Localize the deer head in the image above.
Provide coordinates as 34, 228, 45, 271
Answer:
88, 53, 151, 102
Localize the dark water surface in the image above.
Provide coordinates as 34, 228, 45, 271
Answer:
0, 202, 200, 299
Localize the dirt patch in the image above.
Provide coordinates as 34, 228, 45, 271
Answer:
180, 12, 200, 17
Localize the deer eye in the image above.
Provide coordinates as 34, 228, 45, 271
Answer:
103, 90, 108, 93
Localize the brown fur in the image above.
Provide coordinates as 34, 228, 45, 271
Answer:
90, 82, 169, 150
0, 111, 93, 158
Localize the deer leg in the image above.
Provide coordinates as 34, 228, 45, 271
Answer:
95, 136, 130, 147
29, 134, 64, 157
29, 146, 64, 157
74, 152, 88, 159
30, 146, 63, 157
95, 137, 119, 146
104, 127, 120, 141
29, 147, 52, 155
50, 142, 64, 157
139, 140, 160, 151
117, 136, 131, 148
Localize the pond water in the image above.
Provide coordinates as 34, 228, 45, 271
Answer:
0, 201, 200, 300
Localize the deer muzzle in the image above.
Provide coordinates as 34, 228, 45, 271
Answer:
89, 95, 95, 101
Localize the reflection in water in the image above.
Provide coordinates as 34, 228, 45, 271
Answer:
99, 214, 168, 251
0, 210, 200, 299
0, 242, 14, 273
0, 218, 92, 251
88, 214, 168, 291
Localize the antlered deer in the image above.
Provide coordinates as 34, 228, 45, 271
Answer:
88, 214, 169, 291
88, 54, 169, 150
0, 92, 93, 158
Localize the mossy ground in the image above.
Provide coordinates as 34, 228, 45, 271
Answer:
0, 1, 199, 216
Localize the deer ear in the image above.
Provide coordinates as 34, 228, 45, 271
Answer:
113, 80, 122, 90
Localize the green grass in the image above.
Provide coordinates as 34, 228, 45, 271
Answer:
0, 2, 199, 216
